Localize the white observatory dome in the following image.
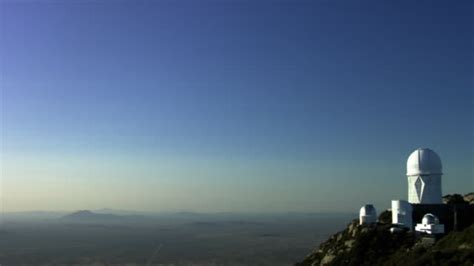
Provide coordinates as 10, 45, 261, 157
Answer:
360, 204, 376, 216
415, 213, 445, 234
407, 148, 442, 176
421, 213, 440, 225
406, 148, 443, 204
359, 204, 377, 225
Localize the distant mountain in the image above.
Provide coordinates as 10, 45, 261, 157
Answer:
61, 210, 145, 223
2, 211, 68, 220
93, 208, 148, 216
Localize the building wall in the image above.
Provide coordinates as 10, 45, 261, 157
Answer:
392, 200, 413, 228
360, 215, 376, 225
408, 174, 442, 204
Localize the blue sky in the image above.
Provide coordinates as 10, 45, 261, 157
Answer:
1, 0, 472, 212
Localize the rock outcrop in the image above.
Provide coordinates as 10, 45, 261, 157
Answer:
296, 193, 474, 266
297, 220, 474, 265
463, 192, 474, 205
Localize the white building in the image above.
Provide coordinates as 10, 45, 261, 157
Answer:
391, 200, 413, 230
415, 213, 445, 234
407, 148, 442, 204
359, 204, 377, 225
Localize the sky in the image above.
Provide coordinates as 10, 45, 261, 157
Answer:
1, 0, 472, 213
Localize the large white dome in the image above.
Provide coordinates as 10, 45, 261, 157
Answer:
406, 148, 442, 176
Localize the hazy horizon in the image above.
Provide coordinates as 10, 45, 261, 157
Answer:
1, 0, 473, 213
2, 208, 358, 215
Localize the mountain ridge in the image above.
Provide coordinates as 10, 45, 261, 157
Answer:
61, 210, 145, 223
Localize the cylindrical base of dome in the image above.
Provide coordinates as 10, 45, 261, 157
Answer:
407, 174, 442, 204
391, 200, 413, 229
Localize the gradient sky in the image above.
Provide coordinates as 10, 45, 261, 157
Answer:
1, 0, 472, 212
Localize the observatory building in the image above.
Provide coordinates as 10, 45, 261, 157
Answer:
391, 200, 413, 229
415, 213, 445, 235
357, 147, 473, 235
359, 204, 377, 225
406, 148, 442, 204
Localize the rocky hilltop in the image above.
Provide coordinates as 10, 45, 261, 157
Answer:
296, 193, 474, 266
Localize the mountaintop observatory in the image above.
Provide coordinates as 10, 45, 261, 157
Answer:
406, 148, 442, 204
360, 147, 474, 235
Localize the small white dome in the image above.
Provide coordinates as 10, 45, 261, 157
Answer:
360, 204, 376, 216
422, 213, 439, 225
406, 148, 442, 176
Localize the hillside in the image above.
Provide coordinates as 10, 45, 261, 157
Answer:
296, 194, 474, 266
296, 221, 474, 266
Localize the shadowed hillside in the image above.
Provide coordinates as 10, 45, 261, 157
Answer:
296, 193, 474, 266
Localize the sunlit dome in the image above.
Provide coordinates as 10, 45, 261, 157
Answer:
359, 204, 377, 225
406, 148, 442, 176
421, 213, 440, 225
